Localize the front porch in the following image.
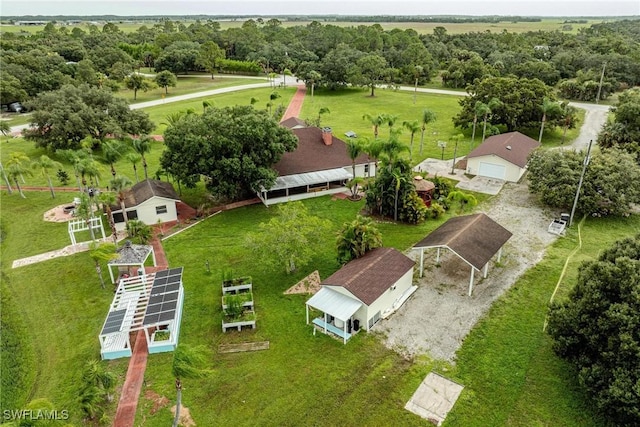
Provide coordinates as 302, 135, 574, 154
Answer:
312, 317, 355, 342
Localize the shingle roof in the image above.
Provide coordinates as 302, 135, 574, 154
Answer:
413, 213, 512, 270
321, 247, 415, 306
120, 179, 179, 209
467, 132, 540, 168
108, 241, 153, 265
273, 127, 371, 176
280, 117, 307, 129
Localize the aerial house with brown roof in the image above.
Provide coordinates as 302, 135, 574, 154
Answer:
111, 179, 180, 231
258, 125, 376, 206
305, 248, 416, 344
465, 132, 540, 182
412, 213, 512, 296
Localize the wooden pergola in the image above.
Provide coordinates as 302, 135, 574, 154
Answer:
413, 213, 512, 296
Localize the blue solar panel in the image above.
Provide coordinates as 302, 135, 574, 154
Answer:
142, 268, 183, 326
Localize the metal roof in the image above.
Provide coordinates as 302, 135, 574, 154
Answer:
266, 168, 352, 191
306, 287, 362, 322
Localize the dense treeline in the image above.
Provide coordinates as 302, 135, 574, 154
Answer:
1, 18, 639, 107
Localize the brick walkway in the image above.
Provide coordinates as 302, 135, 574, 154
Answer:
281, 83, 307, 121
113, 330, 149, 427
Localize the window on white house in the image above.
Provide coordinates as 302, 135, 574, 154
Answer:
156, 205, 168, 215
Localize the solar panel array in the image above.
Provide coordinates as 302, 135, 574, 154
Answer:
101, 309, 127, 335
143, 267, 183, 326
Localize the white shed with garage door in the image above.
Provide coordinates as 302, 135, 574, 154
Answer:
466, 132, 540, 182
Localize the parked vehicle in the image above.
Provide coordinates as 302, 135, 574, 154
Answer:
8, 102, 24, 113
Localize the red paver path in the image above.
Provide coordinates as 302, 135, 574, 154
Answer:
281, 84, 307, 121
113, 330, 148, 427
113, 232, 169, 427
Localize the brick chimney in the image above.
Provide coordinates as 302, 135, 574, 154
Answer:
321, 127, 333, 146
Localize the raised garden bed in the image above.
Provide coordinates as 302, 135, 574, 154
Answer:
222, 292, 254, 311
222, 312, 257, 332
222, 275, 253, 295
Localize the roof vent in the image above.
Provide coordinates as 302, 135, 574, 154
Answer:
506, 145, 512, 150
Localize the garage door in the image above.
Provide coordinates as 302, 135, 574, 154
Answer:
478, 162, 506, 180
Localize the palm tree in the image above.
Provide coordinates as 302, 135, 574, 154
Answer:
539, 98, 562, 143
58, 149, 84, 191
380, 130, 409, 170
316, 107, 330, 128
88, 242, 117, 289
78, 157, 101, 191
82, 359, 116, 402
268, 91, 280, 115
402, 120, 420, 160
110, 175, 133, 225
307, 70, 321, 101
132, 136, 152, 180
125, 152, 142, 183
419, 109, 437, 154
6, 152, 32, 198
32, 155, 62, 198
413, 65, 424, 105
172, 345, 207, 427
560, 102, 578, 144
0, 162, 12, 194
446, 190, 478, 213
392, 170, 407, 221
471, 101, 490, 148
162, 111, 186, 129
363, 113, 385, 139
482, 98, 502, 143
336, 215, 383, 264
75, 193, 98, 241
345, 138, 363, 198
98, 191, 118, 243
383, 113, 399, 138
202, 100, 214, 111
101, 140, 128, 180
0, 121, 10, 138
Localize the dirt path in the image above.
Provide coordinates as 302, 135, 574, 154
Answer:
377, 179, 558, 361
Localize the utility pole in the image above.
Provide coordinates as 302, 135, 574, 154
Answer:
569, 139, 593, 227
595, 61, 606, 104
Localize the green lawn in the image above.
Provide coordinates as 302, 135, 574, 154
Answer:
116, 75, 267, 104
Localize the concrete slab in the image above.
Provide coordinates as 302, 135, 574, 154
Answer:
456, 176, 505, 195
414, 158, 469, 182
405, 372, 464, 426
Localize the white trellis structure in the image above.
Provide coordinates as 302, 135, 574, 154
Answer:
68, 217, 106, 246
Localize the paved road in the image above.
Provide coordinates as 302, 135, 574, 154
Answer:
9, 79, 611, 147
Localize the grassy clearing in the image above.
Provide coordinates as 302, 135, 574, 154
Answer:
143, 85, 296, 134
446, 215, 640, 426
116, 75, 266, 104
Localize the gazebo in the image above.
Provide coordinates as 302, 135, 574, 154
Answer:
107, 241, 156, 284
413, 213, 512, 296
99, 267, 184, 360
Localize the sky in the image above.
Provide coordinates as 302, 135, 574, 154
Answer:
1, 0, 639, 17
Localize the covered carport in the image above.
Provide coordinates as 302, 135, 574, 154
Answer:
413, 213, 512, 296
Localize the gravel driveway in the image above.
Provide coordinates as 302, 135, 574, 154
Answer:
376, 178, 558, 361
381, 102, 610, 362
